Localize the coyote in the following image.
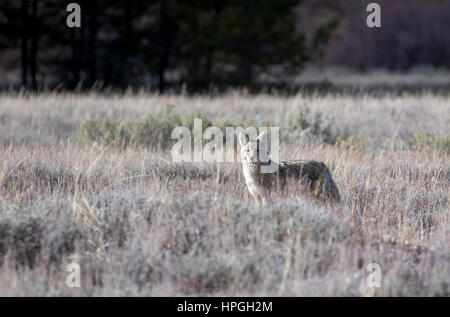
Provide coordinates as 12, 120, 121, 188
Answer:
239, 132, 340, 205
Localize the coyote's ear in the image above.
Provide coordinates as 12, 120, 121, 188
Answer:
256, 131, 267, 141
239, 132, 249, 147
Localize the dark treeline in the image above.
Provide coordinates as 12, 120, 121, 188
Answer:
0, 0, 337, 92
326, 0, 450, 72
2, 0, 449, 93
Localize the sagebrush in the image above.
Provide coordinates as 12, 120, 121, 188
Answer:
0, 92, 448, 296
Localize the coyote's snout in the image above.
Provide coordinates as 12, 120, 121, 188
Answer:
239, 132, 340, 205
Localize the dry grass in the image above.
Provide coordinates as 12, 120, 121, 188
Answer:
0, 91, 448, 296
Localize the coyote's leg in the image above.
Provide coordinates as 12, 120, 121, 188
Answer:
254, 194, 263, 206
252, 192, 266, 206
258, 192, 269, 206
260, 193, 269, 206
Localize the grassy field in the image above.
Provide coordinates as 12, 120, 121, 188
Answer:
0, 91, 448, 296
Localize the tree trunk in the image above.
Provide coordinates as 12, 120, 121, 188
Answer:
20, 0, 29, 88
88, 1, 98, 86
30, 0, 37, 90
158, 0, 168, 93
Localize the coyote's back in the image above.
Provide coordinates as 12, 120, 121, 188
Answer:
278, 160, 341, 202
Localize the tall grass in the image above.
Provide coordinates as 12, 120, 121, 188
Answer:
0, 92, 448, 296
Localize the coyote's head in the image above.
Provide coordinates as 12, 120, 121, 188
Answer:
239, 131, 271, 165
